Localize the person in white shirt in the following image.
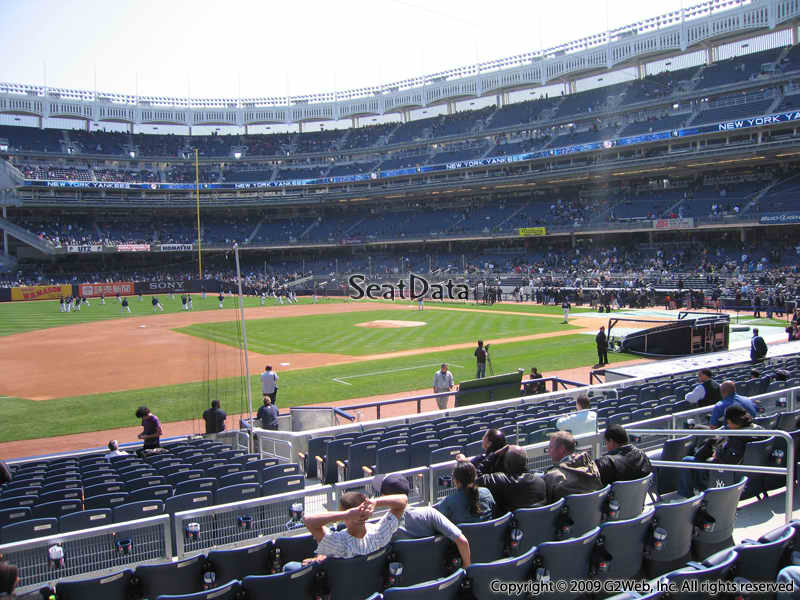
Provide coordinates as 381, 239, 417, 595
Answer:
433, 363, 455, 410
104, 440, 128, 460
555, 394, 598, 437
304, 491, 407, 559
260, 365, 279, 406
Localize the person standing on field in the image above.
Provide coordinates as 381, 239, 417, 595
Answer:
433, 363, 455, 410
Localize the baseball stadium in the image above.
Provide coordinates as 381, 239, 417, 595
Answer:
3, 0, 800, 597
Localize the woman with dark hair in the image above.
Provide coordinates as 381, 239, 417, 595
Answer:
434, 462, 495, 524
457, 428, 508, 476
0, 562, 19, 597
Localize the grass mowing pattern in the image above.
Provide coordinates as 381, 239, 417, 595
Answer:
382, 300, 596, 315
0, 295, 344, 337
175, 309, 578, 355
0, 334, 627, 442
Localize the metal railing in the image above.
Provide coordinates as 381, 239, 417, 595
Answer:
0, 515, 172, 593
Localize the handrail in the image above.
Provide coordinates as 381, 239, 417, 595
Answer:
629, 427, 795, 524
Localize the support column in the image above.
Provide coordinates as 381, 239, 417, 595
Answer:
298, 122, 303, 134
496, 94, 503, 109
568, 80, 577, 94
740, 228, 746, 243
649, 231, 654, 244
447, 101, 456, 115
637, 62, 647, 79
2, 206, 8, 258
352, 117, 358, 128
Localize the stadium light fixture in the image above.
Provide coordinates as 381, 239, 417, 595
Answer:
129, 151, 136, 158
234, 151, 242, 159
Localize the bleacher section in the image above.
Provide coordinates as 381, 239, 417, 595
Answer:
694, 48, 783, 91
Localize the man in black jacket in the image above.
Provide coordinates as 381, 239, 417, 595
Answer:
596, 326, 609, 367
684, 368, 722, 408
595, 424, 652, 486
470, 446, 547, 515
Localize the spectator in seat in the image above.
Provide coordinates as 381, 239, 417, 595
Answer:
256, 395, 279, 430
202, 400, 227, 438
377, 473, 472, 568
104, 440, 128, 460
684, 368, 722, 408
304, 487, 407, 559
594, 424, 651, 485
434, 461, 495, 524
555, 394, 597, 436
456, 428, 507, 476
709, 380, 758, 428
678, 404, 762, 498
471, 445, 548, 514
543, 431, 603, 502
0, 461, 10, 485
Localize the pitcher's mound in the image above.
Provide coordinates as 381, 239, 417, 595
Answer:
357, 320, 427, 328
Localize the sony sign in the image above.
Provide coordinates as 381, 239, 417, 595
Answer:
147, 281, 188, 291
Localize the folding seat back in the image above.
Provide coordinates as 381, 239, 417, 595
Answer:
389, 535, 451, 587
165, 492, 213, 515
38, 488, 83, 505
734, 524, 796, 582
31, 499, 82, 520
128, 484, 174, 503
692, 477, 747, 560
409, 441, 441, 468
112, 500, 164, 522
459, 512, 512, 564
381, 568, 465, 600
1, 517, 58, 543
597, 507, 655, 580
207, 539, 273, 582
262, 463, 300, 481
654, 435, 696, 496
429, 446, 461, 465
644, 494, 703, 578
343, 442, 378, 480
0, 507, 31, 528
375, 444, 411, 474
662, 549, 738, 600
84, 492, 129, 510
218, 470, 259, 488
274, 533, 317, 566
324, 545, 389, 600
84, 482, 126, 497
535, 527, 601, 600
59, 508, 112, 533
55, 568, 133, 600
563, 485, 611, 537
241, 565, 316, 600
134, 556, 206, 598
215, 483, 260, 505
511, 498, 565, 554
174, 478, 217, 496
302, 435, 333, 479
262, 475, 305, 497
466, 548, 535, 600
610, 473, 653, 520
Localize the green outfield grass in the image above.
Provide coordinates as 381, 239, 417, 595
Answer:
176, 308, 578, 355
733, 317, 791, 327
0, 294, 344, 337
0, 334, 628, 442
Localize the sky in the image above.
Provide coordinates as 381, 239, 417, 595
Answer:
0, 0, 693, 100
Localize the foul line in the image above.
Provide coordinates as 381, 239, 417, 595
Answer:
333, 363, 463, 386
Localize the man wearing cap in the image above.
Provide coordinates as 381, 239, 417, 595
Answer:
303, 486, 407, 559
377, 473, 472, 568
433, 363, 455, 410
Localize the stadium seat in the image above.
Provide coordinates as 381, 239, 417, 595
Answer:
84, 482, 126, 497
165, 492, 214, 515
610, 473, 653, 520
466, 546, 536, 600
737, 437, 773, 500
429, 446, 462, 465
0, 507, 31, 528
511, 498, 565, 554
652, 435, 696, 498
534, 527, 601, 600
324, 545, 390, 600
37, 488, 83, 504
596, 507, 655, 580
134, 555, 207, 598
339, 441, 378, 480
167, 470, 206, 486
174, 477, 217, 496
274, 533, 318, 566
207, 464, 242, 479
382, 568, 465, 599
440, 435, 468, 449
0, 517, 58, 543
778, 409, 800, 431
161, 464, 196, 477
215, 470, 258, 488
55, 568, 133, 600
31, 499, 82, 520
262, 475, 305, 496
661, 549, 738, 600
196, 459, 225, 472
243, 457, 280, 473
563, 485, 611, 537
59, 508, 112, 532
215, 483, 261, 504
389, 535, 452, 587
733, 523, 796, 582
692, 476, 747, 560
262, 463, 301, 481
112, 500, 165, 522
241, 565, 317, 600
459, 512, 512, 564
127, 484, 174, 503
207, 539, 273, 582
644, 494, 703, 578
40, 478, 81, 493
154, 579, 241, 600
126, 474, 167, 489
371, 444, 411, 475
299, 435, 332, 479
317, 438, 354, 484
84, 492, 129, 510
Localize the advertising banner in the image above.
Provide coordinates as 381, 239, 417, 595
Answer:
759, 213, 800, 224
653, 218, 694, 230
136, 279, 222, 294
78, 282, 135, 298
117, 244, 151, 252
11, 284, 73, 301
160, 244, 193, 251
519, 227, 547, 237
66, 245, 104, 253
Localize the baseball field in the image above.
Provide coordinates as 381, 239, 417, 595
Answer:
0, 293, 631, 455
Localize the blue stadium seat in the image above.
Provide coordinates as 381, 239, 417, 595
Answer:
535, 527, 601, 600
0, 485, 41, 499
112, 500, 165, 522
242, 565, 317, 600
459, 512, 512, 564
324, 545, 390, 600
466, 547, 536, 600
661, 548, 738, 600
318, 437, 354, 484
609, 473, 653, 520
207, 539, 273, 581
55, 568, 133, 600
59, 508, 112, 532
340, 442, 378, 480
243, 457, 280, 474
134, 556, 206, 598
125, 474, 166, 489
300, 435, 333, 479
274, 533, 318, 565
154, 580, 241, 600
429, 446, 461, 465
409, 441, 441, 467
0, 517, 58, 543
563, 485, 611, 537
733, 523, 796, 582
644, 494, 703, 578
165, 492, 213, 515
692, 477, 747, 560
511, 498, 565, 555
597, 507, 655, 580
0, 506, 31, 528
41, 478, 81, 493
390, 535, 453, 587
207, 464, 242, 479
83, 481, 126, 496
37, 488, 83, 504
382, 568, 465, 599
84, 492, 129, 510
31, 499, 82, 520
262, 463, 300, 481
262, 475, 305, 496
167, 470, 206, 486
161, 464, 196, 477
174, 478, 217, 496
128, 484, 174, 503
216, 483, 261, 504
217, 470, 259, 488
